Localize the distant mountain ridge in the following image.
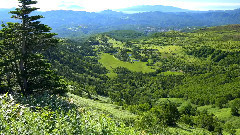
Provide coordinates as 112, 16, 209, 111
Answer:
116, 5, 191, 13
0, 8, 240, 37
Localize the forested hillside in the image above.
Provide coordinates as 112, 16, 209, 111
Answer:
1, 0, 240, 134
42, 25, 240, 134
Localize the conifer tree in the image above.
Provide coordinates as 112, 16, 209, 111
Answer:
0, 0, 66, 94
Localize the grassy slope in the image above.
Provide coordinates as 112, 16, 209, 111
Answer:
67, 93, 137, 121
71, 94, 214, 134
99, 53, 155, 77
0, 93, 139, 134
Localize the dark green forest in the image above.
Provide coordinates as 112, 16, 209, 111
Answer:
1, 0, 240, 134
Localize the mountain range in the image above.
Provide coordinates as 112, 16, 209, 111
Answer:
0, 5, 240, 37
115, 5, 191, 13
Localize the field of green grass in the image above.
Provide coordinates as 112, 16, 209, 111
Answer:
99, 53, 155, 77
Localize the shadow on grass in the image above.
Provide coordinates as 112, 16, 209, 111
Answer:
12, 92, 77, 112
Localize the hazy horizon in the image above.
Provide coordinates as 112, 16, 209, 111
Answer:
0, 0, 240, 12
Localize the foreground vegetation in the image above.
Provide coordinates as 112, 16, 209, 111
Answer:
0, 93, 139, 134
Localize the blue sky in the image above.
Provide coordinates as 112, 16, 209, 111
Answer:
0, 0, 240, 11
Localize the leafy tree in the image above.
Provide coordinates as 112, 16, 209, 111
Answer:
160, 101, 180, 126
215, 97, 227, 109
0, 0, 65, 94
231, 98, 240, 116
137, 101, 180, 130
136, 110, 166, 134
179, 103, 197, 116
180, 115, 194, 126
194, 110, 222, 132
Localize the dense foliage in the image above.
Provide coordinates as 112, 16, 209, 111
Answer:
44, 39, 108, 97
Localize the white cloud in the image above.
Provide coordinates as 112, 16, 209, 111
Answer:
0, 0, 18, 8
80, 0, 136, 11
35, 0, 61, 11
168, 1, 240, 10
0, 0, 75, 10
0, 0, 240, 11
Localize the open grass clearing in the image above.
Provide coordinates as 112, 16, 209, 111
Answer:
99, 53, 155, 77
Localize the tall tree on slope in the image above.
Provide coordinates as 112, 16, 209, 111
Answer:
0, 0, 66, 94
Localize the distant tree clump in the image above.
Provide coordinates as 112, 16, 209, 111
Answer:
136, 101, 180, 133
